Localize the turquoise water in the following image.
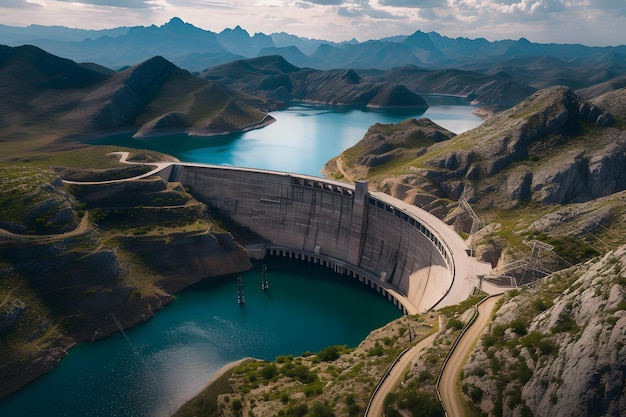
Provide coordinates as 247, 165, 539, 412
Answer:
0, 259, 402, 417
0, 101, 482, 416
91, 100, 482, 176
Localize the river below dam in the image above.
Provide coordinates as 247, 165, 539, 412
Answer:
0, 97, 482, 416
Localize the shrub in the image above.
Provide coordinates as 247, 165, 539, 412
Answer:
399, 391, 444, 417
317, 345, 342, 361
282, 364, 316, 384
284, 404, 308, 417
551, 313, 579, 334
447, 318, 464, 330
308, 401, 335, 417
368, 343, 385, 357
260, 364, 277, 380
510, 319, 528, 336
232, 398, 242, 412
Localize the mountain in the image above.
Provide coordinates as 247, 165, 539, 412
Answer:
0, 45, 273, 152
323, 85, 625, 266
0, 23, 129, 44
201, 56, 430, 108
2, 18, 625, 90
201, 55, 534, 107
218, 25, 274, 57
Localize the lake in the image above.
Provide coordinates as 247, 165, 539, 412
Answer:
92, 98, 483, 176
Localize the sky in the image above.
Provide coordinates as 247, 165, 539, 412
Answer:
1, 0, 625, 46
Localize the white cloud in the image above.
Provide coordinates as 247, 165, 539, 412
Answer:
54, 0, 153, 8
1, 0, 42, 7
377, 0, 445, 7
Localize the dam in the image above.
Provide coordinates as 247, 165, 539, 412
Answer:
155, 162, 492, 313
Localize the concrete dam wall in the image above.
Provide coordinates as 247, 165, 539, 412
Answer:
167, 164, 476, 313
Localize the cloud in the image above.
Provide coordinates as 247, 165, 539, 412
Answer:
54, 0, 153, 8
377, 0, 445, 8
165, 0, 235, 8
490, 0, 567, 14
592, 0, 626, 17
298, 0, 345, 5
337, 1, 398, 19
1, 0, 42, 7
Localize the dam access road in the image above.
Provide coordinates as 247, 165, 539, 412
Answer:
66, 152, 497, 314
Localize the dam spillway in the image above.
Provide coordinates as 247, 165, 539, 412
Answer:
160, 163, 489, 313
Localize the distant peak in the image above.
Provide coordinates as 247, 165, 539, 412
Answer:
165, 17, 185, 26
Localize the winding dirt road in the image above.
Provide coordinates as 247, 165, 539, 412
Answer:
0, 210, 89, 242
439, 295, 502, 417
365, 319, 441, 417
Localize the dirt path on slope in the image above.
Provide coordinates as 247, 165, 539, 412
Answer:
439, 295, 502, 417
365, 317, 441, 417
0, 211, 90, 242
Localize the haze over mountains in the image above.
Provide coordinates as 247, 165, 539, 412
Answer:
2, 17, 626, 89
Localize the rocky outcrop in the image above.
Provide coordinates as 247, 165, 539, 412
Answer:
429, 86, 616, 181
0, 167, 252, 400
325, 86, 625, 223
323, 117, 454, 180
462, 245, 626, 417
0, 166, 79, 235
590, 87, 626, 122
118, 230, 251, 294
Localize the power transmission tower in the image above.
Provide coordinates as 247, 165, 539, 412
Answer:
485, 240, 554, 288
459, 190, 484, 291
520, 240, 554, 288
459, 190, 484, 241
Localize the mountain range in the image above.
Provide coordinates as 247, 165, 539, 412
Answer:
3, 17, 626, 90
0, 44, 273, 147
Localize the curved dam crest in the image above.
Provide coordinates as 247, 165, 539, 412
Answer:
155, 163, 492, 313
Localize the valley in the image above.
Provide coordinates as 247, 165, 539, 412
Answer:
0, 24, 625, 417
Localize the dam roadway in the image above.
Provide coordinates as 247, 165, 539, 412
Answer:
152, 161, 494, 313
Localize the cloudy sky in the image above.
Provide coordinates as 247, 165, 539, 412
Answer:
1, 0, 624, 46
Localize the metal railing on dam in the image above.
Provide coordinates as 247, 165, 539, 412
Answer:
155, 162, 484, 314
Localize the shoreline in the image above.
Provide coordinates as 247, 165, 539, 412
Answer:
195, 357, 256, 397
170, 357, 259, 416
134, 114, 277, 138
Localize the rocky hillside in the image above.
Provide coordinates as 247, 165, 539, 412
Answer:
317, 83, 626, 417
324, 86, 626, 269
462, 244, 626, 417
0, 165, 80, 235
0, 152, 251, 399
173, 312, 443, 417
0, 45, 272, 154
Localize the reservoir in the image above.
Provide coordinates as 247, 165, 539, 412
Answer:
90, 98, 483, 176
0, 98, 482, 416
